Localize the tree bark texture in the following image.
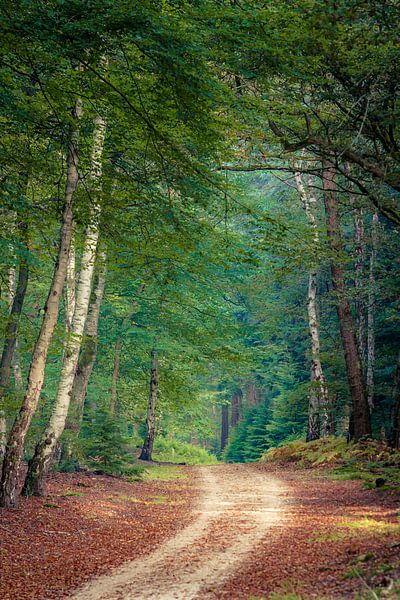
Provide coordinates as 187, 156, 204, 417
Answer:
139, 348, 159, 461
22, 112, 105, 497
367, 213, 378, 408
323, 166, 371, 440
0, 250, 29, 459
65, 251, 107, 437
0, 104, 81, 508
220, 404, 229, 452
354, 208, 367, 365
295, 171, 330, 439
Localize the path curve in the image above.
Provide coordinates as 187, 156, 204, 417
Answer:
70, 464, 285, 600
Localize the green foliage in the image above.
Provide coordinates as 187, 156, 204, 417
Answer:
152, 438, 218, 465
78, 409, 144, 478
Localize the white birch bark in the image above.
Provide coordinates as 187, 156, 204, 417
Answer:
0, 99, 82, 508
295, 171, 331, 439
367, 212, 379, 408
354, 208, 367, 365
23, 113, 106, 495
65, 239, 76, 333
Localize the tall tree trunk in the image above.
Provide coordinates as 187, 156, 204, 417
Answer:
22, 113, 105, 497
391, 352, 400, 449
220, 404, 229, 451
0, 250, 29, 459
323, 165, 371, 440
295, 171, 330, 439
65, 238, 76, 333
139, 348, 159, 461
367, 213, 378, 408
0, 102, 81, 508
353, 208, 367, 365
110, 336, 121, 415
6, 267, 24, 389
230, 389, 242, 428
63, 251, 107, 444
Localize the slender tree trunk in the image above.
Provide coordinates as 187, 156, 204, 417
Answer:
220, 404, 229, 451
367, 213, 378, 408
63, 251, 107, 444
6, 267, 24, 390
65, 239, 76, 333
230, 389, 242, 428
391, 352, 400, 449
110, 336, 121, 415
139, 348, 159, 461
323, 165, 371, 440
354, 208, 367, 365
22, 113, 105, 497
0, 104, 81, 508
0, 252, 29, 459
295, 172, 330, 439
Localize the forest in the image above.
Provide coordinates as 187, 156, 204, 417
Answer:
1, 2, 400, 600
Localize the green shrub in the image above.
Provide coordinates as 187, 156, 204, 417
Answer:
152, 437, 218, 465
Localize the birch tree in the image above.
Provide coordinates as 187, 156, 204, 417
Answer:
0, 101, 82, 508
294, 170, 330, 440
139, 346, 159, 461
22, 113, 106, 496
366, 213, 379, 409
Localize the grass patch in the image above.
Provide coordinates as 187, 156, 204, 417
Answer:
142, 465, 187, 481
60, 490, 85, 497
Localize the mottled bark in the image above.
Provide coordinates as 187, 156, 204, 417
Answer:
354, 208, 367, 365
65, 239, 76, 333
0, 102, 81, 508
323, 166, 371, 440
65, 251, 107, 438
23, 113, 105, 497
139, 348, 159, 461
295, 171, 330, 439
367, 213, 378, 408
220, 404, 229, 452
230, 389, 242, 428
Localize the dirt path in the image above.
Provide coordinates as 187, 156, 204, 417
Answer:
70, 464, 285, 600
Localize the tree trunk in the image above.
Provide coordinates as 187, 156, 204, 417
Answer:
65, 239, 76, 333
63, 251, 107, 443
323, 165, 371, 440
354, 207, 367, 365
110, 336, 121, 415
0, 250, 29, 459
22, 113, 105, 497
0, 105, 81, 508
230, 389, 242, 428
295, 171, 331, 439
220, 404, 229, 451
366, 213, 378, 408
139, 348, 159, 461
391, 353, 400, 449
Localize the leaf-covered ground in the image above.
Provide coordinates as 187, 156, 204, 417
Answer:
0, 464, 399, 600
0, 467, 196, 600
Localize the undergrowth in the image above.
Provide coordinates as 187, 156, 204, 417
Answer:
261, 436, 400, 492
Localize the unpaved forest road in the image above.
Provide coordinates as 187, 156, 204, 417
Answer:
70, 464, 285, 600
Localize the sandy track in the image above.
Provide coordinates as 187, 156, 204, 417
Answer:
70, 464, 285, 600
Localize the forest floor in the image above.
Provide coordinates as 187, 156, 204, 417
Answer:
0, 463, 399, 600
